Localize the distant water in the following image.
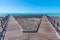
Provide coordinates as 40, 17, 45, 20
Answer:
0, 13, 60, 17
0, 13, 8, 17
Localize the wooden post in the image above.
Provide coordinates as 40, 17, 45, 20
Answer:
53, 19, 55, 23
57, 22, 59, 26
1, 20, 3, 28
57, 22, 60, 27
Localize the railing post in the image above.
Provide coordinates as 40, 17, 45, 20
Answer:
57, 22, 59, 27
1, 20, 3, 28
54, 19, 55, 23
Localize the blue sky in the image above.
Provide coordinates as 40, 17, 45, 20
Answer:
0, 0, 60, 13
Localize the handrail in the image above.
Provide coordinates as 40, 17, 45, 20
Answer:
0, 15, 9, 40
46, 15, 60, 32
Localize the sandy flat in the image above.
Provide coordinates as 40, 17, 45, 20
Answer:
15, 17, 41, 32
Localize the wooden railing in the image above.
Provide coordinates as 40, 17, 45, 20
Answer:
0, 15, 9, 40
46, 15, 60, 32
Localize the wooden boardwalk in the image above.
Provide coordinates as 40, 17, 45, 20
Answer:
4, 16, 59, 40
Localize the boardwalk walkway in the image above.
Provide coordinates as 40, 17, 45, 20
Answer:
4, 16, 59, 40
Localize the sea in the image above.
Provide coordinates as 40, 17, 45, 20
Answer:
0, 13, 60, 17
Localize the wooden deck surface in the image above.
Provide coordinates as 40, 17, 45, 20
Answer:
4, 16, 59, 40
